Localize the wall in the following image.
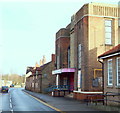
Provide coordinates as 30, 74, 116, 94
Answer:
55, 28, 70, 69
73, 3, 119, 92
41, 61, 56, 93
104, 55, 120, 105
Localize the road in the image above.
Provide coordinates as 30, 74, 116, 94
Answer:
0, 88, 59, 112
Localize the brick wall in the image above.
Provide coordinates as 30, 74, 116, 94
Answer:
73, 3, 119, 93
41, 61, 56, 93
103, 55, 120, 105
55, 28, 70, 69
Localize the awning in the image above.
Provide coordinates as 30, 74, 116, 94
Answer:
52, 68, 75, 75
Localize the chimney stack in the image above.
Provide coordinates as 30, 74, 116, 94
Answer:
51, 54, 55, 62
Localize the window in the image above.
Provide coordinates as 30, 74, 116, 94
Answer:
105, 20, 112, 45
78, 44, 81, 69
32, 83, 34, 88
119, 19, 120, 27
35, 83, 38, 88
57, 56, 60, 69
117, 57, 120, 86
68, 47, 70, 68
44, 74, 47, 77
36, 71, 38, 75
36, 71, 38, 79
78, 70, 82, 90
108, 59, 113, 86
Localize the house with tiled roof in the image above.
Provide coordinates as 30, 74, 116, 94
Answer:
25, 54, 56, 93
98, 44, 120, 105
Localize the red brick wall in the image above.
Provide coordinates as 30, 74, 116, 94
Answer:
74, 92, 103, 101
55, 28, 70, 69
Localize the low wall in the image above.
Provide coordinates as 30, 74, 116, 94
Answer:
73, 91, 103, 101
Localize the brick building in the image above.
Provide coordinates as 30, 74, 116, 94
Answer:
72, 2, 119, 100
52, 24, 75, 92
98, 44, 120, 105
25, 54, 56, 93
53, 2, 119, 100
25, 67, 34, 91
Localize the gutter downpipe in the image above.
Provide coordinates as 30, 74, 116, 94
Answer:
98, 58, 104, 105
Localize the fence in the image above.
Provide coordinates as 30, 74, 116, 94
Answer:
45, 85, 74, 96
86, 92, 120, 106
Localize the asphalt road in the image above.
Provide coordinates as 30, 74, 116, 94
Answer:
1, 88, 59, 112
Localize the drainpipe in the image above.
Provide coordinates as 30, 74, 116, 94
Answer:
98, 58, 104, 105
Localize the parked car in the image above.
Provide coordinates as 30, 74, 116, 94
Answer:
1, 86, 9, 93
10, 84, 14, 87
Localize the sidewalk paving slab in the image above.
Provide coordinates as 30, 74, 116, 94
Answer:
22, 89, 118, 113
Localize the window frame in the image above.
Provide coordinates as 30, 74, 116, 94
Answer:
104, 20, 112, 45
68, 46, 70, 68
78, 44, 81, 69
116, 57, 120, 86
107, 59, 113, 86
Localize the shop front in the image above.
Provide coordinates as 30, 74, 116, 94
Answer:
52, 68, 75, 91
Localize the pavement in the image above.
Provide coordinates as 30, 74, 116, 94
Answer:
22, 89, 111, 113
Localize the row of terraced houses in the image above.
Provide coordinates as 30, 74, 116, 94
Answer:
25, 2, 120, 106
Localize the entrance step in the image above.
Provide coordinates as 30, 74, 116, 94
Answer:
65, 92, 74, 98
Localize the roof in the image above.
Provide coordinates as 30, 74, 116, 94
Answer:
26, 67, 34, 74
98, 44, 120, 58
28, 61, 52, 77
40, 61, 51, 70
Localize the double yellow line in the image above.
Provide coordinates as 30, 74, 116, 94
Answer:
23, 91, 66, 113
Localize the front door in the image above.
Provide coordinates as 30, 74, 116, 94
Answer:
70, 74, 74, 91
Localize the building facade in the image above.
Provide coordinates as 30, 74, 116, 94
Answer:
70, 3, 119, 100
53, 2, 119, 100
25, 54, 56, 93
52, 25, 75, 92
98, 44, 120, 105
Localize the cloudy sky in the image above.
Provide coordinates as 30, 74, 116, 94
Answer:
0, 0, 119, 75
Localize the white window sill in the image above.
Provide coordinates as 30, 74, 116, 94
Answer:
115, 86, 120, 89
106, 85, 113, 88
73, 90, 103, 94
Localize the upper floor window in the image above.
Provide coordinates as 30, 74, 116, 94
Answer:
119, 19, 120, 27
107, 59, 113, 86
105, 20, 112, 45
68, 46, 70, 68
57, 56, 60, 69
117, 57, 120, 86
36, 71, 38, 79
36, 71, 38, 75
78, 44, 81, 69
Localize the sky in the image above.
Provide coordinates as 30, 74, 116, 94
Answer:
0, 0, 119, 75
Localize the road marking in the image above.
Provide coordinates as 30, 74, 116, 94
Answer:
10, 99, 11, 103
11, 109, 14, 113
9, 94, 14, 113
10, 102, 14, 113
23, 91, 66, 113
10, 103, 12, 108
9, 94, 12, 108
